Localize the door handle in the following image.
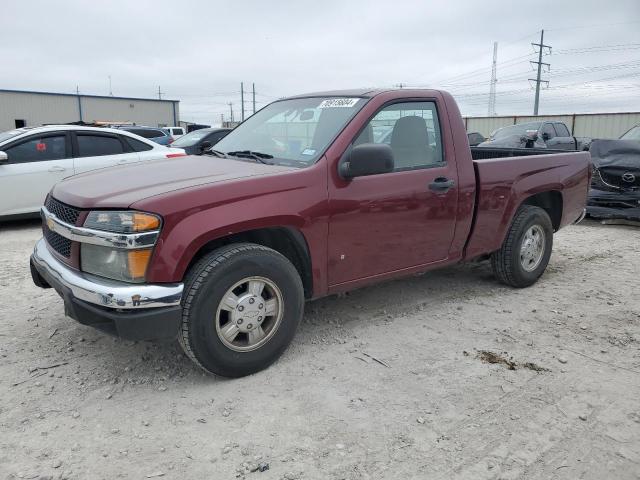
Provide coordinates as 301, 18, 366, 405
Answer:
48, 166, 66, 172
429, 177, 455, 192
117, 159, 128, 164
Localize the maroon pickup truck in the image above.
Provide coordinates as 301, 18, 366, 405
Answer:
30, 89, 590, 377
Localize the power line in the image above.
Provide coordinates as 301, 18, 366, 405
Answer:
428, 53, 536, 86
553, 43, 640, 55
545, 20, 640, 32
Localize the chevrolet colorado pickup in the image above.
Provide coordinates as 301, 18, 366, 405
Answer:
30, 89, 591, 377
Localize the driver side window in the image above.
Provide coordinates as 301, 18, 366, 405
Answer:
354, 102, 443, 171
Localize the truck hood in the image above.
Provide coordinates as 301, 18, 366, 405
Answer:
51, 156, 297, 209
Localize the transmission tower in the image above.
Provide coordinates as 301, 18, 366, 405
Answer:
488, 42, 498, 116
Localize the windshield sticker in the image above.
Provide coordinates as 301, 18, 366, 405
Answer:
301, 148, 316, 156
318, 98, 360, 109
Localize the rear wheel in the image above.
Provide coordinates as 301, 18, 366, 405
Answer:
179, 243, 304, 377
491, 205, 553, 288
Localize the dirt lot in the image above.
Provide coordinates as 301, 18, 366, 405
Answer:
1, 219, 639, 480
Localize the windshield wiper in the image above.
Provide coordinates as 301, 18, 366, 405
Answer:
203, 149, 228, 158
226, 150, 274, 164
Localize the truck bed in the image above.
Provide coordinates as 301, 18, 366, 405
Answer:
464, 150, 591, 259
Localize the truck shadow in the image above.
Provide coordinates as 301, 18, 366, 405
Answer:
79, 260, 505, 383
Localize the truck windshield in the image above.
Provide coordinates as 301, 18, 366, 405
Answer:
214, 96, 367, 167
620, 126, 640, 141
492, 122, 542, 140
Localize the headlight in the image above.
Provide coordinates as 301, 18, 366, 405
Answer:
81, 210, 160, 283
81, 245, 152, 283
84, 211, 160, 233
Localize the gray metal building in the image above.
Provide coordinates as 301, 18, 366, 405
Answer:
0, 89, 180, 132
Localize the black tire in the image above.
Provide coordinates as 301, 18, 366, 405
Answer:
491, 205, 553, 288
179, 243, 304, 377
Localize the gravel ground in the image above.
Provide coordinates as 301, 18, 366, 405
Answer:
1, 219, 639, 480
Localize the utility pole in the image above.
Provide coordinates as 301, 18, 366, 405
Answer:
529, 29, 551, 115
220, 113, 224, 125
76, 85, 83, 123
108, 75, 113, 96
228, 102, 234, 123
240, 82, 245, 122
157, 85, 164, 100
252, 83, 256, 114
488, 42, 498, 116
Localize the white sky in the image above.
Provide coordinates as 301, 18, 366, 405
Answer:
1, 0, 639, 125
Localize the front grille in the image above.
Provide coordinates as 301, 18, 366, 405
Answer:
45, 196, 81, 225
599, 168, 640, 189
44, 226, 72, 257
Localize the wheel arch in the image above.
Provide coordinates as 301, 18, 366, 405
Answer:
180, 226, 314, 299
521, 190, 563, 231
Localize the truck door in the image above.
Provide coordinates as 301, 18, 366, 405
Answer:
542, 123, 575, 150
550, 122, 576, 150
327, 101, 459, 286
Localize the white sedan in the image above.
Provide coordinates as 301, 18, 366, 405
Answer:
0, 125, 186, 218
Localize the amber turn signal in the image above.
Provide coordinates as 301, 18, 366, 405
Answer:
127, 249, 153, 280
132, 213, 161, 232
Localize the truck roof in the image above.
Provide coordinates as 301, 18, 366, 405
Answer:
286, 88, 385, 98
285, 88, 444, 100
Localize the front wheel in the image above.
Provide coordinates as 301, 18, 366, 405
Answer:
491, 205, 554, 288
179, 243, 304, 377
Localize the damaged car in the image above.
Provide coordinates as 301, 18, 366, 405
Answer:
587, 139, 640, 221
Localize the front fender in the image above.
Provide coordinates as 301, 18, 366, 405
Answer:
138, 163, 330, 290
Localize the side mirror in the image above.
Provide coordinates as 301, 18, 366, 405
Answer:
0, 151, 7, 163
200, 141, 212, 152
541, 132, 550, 141
339, 143, 394, 179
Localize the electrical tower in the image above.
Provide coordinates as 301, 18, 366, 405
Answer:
529, 29, 551, 115
488, 42, 498, 116
157, 85, 164, 100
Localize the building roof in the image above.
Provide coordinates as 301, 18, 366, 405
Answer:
0, 88, 179, 103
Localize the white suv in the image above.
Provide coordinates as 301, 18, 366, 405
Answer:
0, 125, 186, 218
164, 126, 186, 140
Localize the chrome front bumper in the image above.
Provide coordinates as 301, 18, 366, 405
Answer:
31, 238, 183, 310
